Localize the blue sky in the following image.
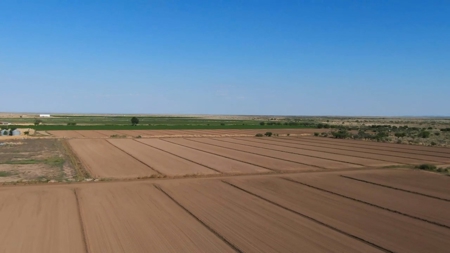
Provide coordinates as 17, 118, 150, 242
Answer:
1, 0, 449, 116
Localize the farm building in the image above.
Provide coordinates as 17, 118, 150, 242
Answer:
12, 129, 21, 136
39, 114, 51, 117
0, 129, 10, 136
1, 122, 11, 126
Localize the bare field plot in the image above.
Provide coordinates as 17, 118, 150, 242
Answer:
108, 139, 217, 176
278, 137, 450, 163
159, 180, 383, 253
255, 137, 430, 164
166, 138, 319, 172
220, 137, 398, 167
191, 138, 362, 169
68, 139, 157, 178
339, 169, 450, 200
77, 183, 234, 253
0, 187, 85, 253
224, 176, 450, 253
286, 172, 450, 227
299, 137, 450, 158
137, 139, 269, 174
48, 130, 84, 138
77, 130, 109, 138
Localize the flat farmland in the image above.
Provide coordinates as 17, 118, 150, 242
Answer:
296, 137, 450, 159
165, 138, 320, 172
223, 176, 450, 253
188, 138, 363, 169
250, 137, 432, 164
217, 137, 399, 167
286, 172, 450, 227
337, 169, 450, 200
2, 134, 450, 252
136, 139, 270, 174
280, 138, 450, 163
108, 139, 219, 176
76, 183, 234, 253
158, 180, 384, 253
68, 139, 158, 178
0, 187, 85, 253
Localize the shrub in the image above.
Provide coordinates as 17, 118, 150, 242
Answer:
255, 133, 263, 137
314, 132, 319, 136
395, 132, 406, 138
331, 129, 350, 139
67, 122, 77, 126
434, 132, 440, 136
260, 122, 265, 126
286, 133, 290, 136
416, 164, 437, 171
431, 141, 437, 146
264, 132, 273, 137
418, 131, 430, 138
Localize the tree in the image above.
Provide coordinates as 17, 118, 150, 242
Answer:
34, 119, 42, 126
131, 117, 139, 126
260, 122, 265, 126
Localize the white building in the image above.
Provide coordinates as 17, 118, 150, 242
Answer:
39, 114, 51, 118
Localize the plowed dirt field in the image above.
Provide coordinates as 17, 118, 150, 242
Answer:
2, 135, 450, 252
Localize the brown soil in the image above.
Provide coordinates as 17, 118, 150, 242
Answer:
108, 139, 217, 176
1, 136, 450, 252
225, 176, 450, 253
221, 137, 398, 167
76, 183, 234, 253
287, 172, 450, 227
68, 139, 158, 178
256, 137, 431, 164
137, 139, 270, 174
166, 138, 319, 172
0, 187, 85, 252
158, 180, 384, 253
280, 137, 450, 163
191, 138, 362, 170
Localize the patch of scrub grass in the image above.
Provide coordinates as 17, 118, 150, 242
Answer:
3, 157, 65, 168
0, 171, 14, 177
5, 159, 40, 164
44, 157, 65, 168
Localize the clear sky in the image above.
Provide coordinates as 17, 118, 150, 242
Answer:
1, 1, 449, 116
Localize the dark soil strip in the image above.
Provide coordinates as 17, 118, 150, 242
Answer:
289, 137, 450, 158
74, 189, 91, 253
233, 137, 411, 165
213, 138, 366, 166
154, 185, 243, 253
188, 138, 329, 170
282, 178, 450, 230
105, 140, 163, 175
162, 139, 280, 172
222, 180, 394, 253
273, 138, 443, 163
134, 140, 222, 174
340, 175, 450, 202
